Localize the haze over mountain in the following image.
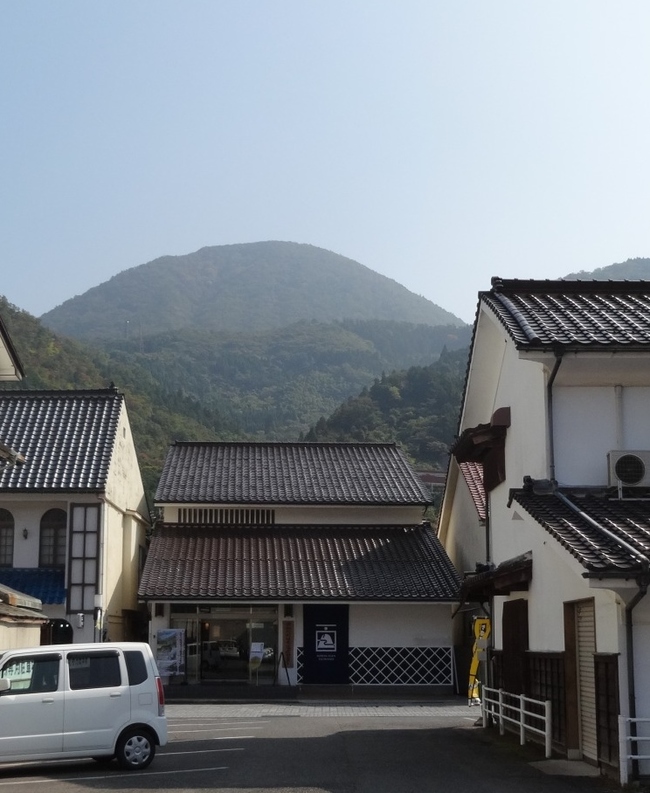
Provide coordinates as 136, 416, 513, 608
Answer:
5, 251, 647, 498
563, 257, 650, 281
41, 241, 464, 341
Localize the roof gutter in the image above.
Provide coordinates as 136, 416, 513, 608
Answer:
546, 348, 564, 483
555, 489, 650, 778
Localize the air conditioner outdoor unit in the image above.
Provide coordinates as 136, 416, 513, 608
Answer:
608, 451, 650, 488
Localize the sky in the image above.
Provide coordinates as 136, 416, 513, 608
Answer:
2, 2, 650, 325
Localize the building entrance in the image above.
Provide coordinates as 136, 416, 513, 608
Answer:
171, 604, 278, 684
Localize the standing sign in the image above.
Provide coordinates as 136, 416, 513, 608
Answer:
302, 605, 349, 684
156, 629, 185, 677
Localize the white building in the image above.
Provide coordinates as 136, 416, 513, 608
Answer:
438, 277, 650, 781
140, 441, 460, 691
0, 387, 150, 644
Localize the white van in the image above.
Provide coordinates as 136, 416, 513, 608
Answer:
0, 642, 167, 770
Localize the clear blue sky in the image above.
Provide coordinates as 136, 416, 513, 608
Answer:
2, 2, 650, 324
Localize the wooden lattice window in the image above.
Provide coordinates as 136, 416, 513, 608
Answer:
528, 652, 566, 747
0, 508, 14, 567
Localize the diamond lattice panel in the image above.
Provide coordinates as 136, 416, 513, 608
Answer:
350, 646, 453, 685
296, 646, 452, 685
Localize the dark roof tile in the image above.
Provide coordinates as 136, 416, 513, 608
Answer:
139, 523, 461, 601
0, 389, 122, 491
155, 442, 433, 505
482, 279, 650, 349
512, 488, 650, 572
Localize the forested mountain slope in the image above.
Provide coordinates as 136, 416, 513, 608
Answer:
41, 241, 464, 341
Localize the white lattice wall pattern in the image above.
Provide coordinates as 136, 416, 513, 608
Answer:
297, 646, 454, 685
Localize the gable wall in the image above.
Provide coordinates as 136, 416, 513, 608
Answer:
490, 504, 624, 655
438, 463, 487, 575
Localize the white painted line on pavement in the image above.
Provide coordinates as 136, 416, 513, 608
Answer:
163, 748, 244, 756
0, 766, 229, 785
171, 726, 264, 734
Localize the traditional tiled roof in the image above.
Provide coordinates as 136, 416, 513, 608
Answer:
459, 462, 486, 521
482, 278, 650, 350
511, 486, 650, 574
0, 388, 123, 492
139, 523, 461, 601
0, 568, 66, 604
155, 442, 433, 506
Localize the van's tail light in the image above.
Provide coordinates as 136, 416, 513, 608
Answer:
155, 675, 165, 716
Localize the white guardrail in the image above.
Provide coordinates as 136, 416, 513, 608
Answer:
481, 686, 552, 758
619, 716, 650, 786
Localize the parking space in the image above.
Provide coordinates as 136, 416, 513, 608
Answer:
0, 702, 619, 793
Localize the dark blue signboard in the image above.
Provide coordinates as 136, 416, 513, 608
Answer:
302, 604, 349, 684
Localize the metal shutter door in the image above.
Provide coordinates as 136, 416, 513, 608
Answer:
576, 600, 598, 762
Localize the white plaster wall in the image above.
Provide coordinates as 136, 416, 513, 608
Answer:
349, 603, 452, 646
461, 309, 508, 429
553, 387, 617, 485
105, 405, 148, 519
103, 404, 149, 637
553, 386, 650, 485
0, 498, 76, 568
489, 503, 625, 654
622, 387, 650, 448
274, 505, 426, 525
497, 345, 549, 485
631, 598, 650, 719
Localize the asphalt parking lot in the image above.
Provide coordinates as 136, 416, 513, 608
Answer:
0, 701, 620, 793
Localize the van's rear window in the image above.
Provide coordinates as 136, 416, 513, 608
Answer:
67, 651, 121, 689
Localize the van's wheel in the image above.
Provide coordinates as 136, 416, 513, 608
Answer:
115, 728, 155, 770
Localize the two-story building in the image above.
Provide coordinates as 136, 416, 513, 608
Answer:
0, 387, 150, 644
140, 441, 461, 691
438, 278, 650, 781
0, 314, 48, 647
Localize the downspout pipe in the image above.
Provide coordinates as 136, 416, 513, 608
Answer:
547, 348, 564, 483
555, 490, 650, 779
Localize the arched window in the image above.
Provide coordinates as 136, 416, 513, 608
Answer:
39, 509, 67, 568
0, 508, 14, 567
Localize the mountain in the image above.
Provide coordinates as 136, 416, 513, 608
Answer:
102, 319, 471, 438
303, 347, 467, 472
0, 297, 471, 494
40, 241, 464, 341
0, 298, 230, 497
564, 257, 650, 280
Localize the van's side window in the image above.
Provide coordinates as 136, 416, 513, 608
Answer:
1, 654, 61, 694
124, 650, 147, 685
67, 651, 122, 690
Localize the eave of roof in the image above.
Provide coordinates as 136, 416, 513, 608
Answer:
460, 553, 533, 602
511, 486, 650, 575
139, 523, 461, 602
481, 278, 650, 351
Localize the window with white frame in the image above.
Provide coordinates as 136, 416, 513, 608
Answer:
68, 504, 100, 613
39, 509, 67, 568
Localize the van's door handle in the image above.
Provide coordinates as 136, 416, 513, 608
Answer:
41, 697, 54, 703
109, 692, 122, 697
